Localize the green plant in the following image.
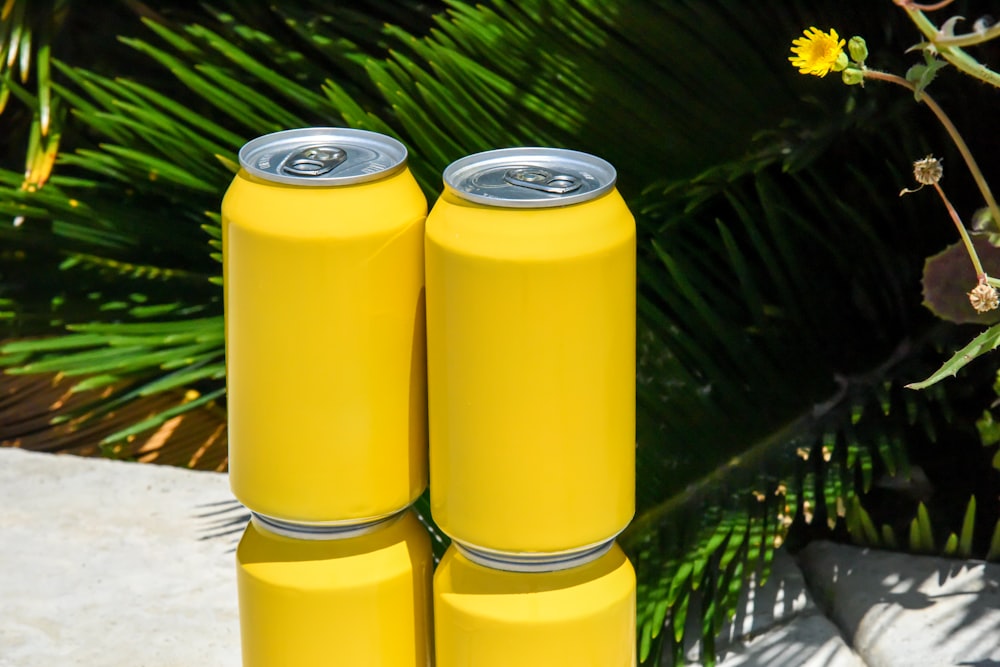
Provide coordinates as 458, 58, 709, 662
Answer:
1, 0, 67, 191
789, 4, 1000, 384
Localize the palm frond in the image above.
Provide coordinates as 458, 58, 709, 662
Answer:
0, 370, 227, 470
1, 0, 69, 185
624, 353, 990, 664
2, 317, 225, 442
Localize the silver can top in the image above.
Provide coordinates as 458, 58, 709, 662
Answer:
238, 127, 408, 186
442, 147, 617, 208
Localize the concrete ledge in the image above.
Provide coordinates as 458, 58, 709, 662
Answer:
0, 448, 243, 667
711, 613, 867, 667
669, 550, 865, 667
798, 541, 1000, 667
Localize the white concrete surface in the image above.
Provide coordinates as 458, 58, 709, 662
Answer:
798, 541, 1000, 667
711, 613, 868, 667
0, 447, 244, 667
669, 550, 866, 667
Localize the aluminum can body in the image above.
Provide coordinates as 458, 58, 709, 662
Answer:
223, 128, 428, 523
236, 509, 434, 666
433, 541, 637, 666
425, 147, 636, 553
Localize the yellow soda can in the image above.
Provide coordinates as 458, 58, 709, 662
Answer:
425, 147, 636, 556
433, 541, 636, 666
223, 128, 428, 525
236, 509, 434, 667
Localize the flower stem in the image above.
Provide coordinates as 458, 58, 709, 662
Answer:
894, 0, 955, 10
896, 0, 954, 12
931, 22, 1000, 49
933, 182, 985, 280
862, 68, 1000, 231
898, 5, 1000, 87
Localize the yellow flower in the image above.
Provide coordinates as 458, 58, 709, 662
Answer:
789, 27, 847, 77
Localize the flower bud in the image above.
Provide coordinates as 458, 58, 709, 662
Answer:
833, 51, 849, 72
848, 36, 868, 64
842, 67, 865, 86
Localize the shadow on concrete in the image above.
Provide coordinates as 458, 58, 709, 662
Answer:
799, 541, 1000, 666
195, 499, 249, 551
664, 550, 861, 666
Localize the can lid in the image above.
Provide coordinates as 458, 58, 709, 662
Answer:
442, 147, 617, 208
238, 127, 408, 186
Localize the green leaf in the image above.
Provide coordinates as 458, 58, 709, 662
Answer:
881, 524, 899, 550
847, 496, 879, 546
67, 316, 221, 336
135, 361, 225, 396
690, 517, 732, 590
913, 502, 935, 553
909, 517, 921, 553
905, 51, 948, 101
987, 519, 1000, 562
822, 461, 845, 530
129, 303, 181, 318
2, 332, 115, 353
14, 342, 216, 376
196, 63, 303, 128
976, 409, 1000, 447
907, 324, 1000, 390
638, 620, 653, 665
921, 237, 1000, 325
34, 13, 51, 135
184, 22, 333, 112
943, 533, 959, 556
671, 589, 691, 645
113, 77, 245, 148
6, 344, 145, 374
98, 144, 218, 192
69, 373, 121, 392
100, 386, 226, 445
959, 495, 977, 558
117, 35, 277, 133
665, 559, 694, 610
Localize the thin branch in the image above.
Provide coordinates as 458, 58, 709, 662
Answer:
900, 5, 1000, 87
933, 181, 985, 280
894, 0, 957, 10
932, 22, 1000, 49
863, 68, 1000, 229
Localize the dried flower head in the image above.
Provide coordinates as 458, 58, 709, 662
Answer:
789, 27, 847, 77
913, 155, 943, 186
968, 282, 999, 313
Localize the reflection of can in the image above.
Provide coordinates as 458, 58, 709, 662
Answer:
433, 541, 636, 666
425, 147, 636, 554
237, 509, 434, 667
222, 128, 428, 524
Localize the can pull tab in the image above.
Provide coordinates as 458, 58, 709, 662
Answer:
503, 167, 582, 194
280, 145, 347, 177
